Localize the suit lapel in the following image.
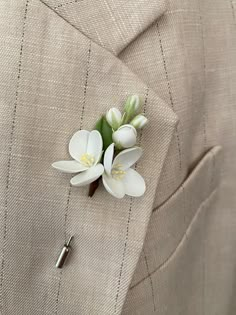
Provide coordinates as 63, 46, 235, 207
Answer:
1, 1, 175, 313
40, 0, 167, 55
49, 38, 178, 313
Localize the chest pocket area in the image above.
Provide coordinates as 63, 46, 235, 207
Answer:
123, 146, 222, 315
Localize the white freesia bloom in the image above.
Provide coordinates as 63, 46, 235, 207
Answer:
106, 107, 122, 130
102, 143, 146, 198
130, 114, 148, 129
112, 124, 137, 149
52, 130, 104, 186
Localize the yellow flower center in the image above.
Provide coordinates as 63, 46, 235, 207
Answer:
80, 153, 95, 167
111, 163, 126, 180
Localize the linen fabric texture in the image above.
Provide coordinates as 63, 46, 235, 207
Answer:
0, 0, 235, 314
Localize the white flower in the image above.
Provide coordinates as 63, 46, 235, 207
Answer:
106, 107, 122, 130
130, 114, 148, 129
102, 143, 146, 199
52, 130, 104, 186
112, 124, 137, 149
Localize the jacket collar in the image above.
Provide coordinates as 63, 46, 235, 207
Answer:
41, 0, 167, 55
37, 2, 176, 312
56, 42, 177, 312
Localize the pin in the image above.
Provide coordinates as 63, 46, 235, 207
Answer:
55, 236, 73, 269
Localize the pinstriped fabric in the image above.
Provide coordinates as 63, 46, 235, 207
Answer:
143, 248, 156, 312
0, 0, 30, 312
0, 0, 235, 314
120, 0, 236, 313
0, 0, 177, 314
156, 22, 182, 171
123, 147, 223, 314
53, 0, 80, 9
127, 147, 222, 288
40, 0, 167, 55
113, 197, 133, 313
54, 39, 92, 314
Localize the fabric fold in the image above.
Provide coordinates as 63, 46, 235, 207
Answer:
40, 0, 167, 55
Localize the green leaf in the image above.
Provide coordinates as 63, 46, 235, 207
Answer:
94, 116, 113, 150
95, 117, 103, 134
101, 116, 113, 150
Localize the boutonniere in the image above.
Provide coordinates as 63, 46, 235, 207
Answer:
52, 95, 148, 199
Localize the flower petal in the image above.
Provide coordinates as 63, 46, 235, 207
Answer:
86, 130, 103, 164
69, 130, 89, 161
52, 160, 88, 173
123, 168, 146, 197
70, 163, 104, 187
102, 174, 125, 199
113, 147, 143, 170
103, 143, 114, 175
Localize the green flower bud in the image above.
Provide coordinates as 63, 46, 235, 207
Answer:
123, 95, 142, 123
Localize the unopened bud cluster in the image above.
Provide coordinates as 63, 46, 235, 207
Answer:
105, 95, 148, 149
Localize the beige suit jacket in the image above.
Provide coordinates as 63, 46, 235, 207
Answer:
0, 0, 235, 314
